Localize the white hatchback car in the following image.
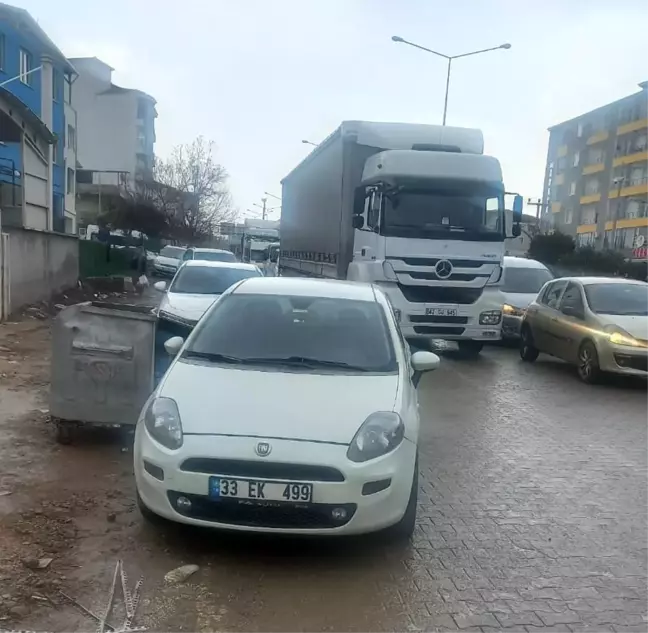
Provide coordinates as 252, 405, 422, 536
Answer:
135, 277, 440, 538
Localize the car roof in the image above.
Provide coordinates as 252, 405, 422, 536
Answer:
190, 247, 232, 254
503, 256, 549, 270
233, 277, 377, 301
181, 260, 258, 271
553, 276, 648, 286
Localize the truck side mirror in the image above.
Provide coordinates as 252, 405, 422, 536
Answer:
352, 215, 365, 229
512, 194, 523, 222
353, 187, 366, 217
512, 224, 521, 238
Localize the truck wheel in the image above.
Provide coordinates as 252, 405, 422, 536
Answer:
457, 341, 483, 358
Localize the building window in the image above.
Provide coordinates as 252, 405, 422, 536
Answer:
577, 122, 584, 138
557, 156, 567, 171
581, 205, 597, 225
584, 177, 599, 195
589, 147, 604, 164
52, 70, 60, 101
67, 167, 74, 194
67, 124, 76, 151
137, 98, 148, 119
64, 75, 72, 104
573, 151, 580, 167
565, 208, 574, 224
19, 48, 33, 85
569, 181, 576, 196
578, 232, 596, 247
53, 139, 59, 165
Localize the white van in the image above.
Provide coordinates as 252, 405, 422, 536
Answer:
501, 256, 553, 340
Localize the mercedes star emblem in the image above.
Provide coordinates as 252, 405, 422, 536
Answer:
434, 259, 453, 279
255, 441, 272, 457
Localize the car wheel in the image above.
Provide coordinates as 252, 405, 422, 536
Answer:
137, 490, 166, 526
457, 341, 483, 358
577, 340, 601, 384
384, 457, 418, 541
519, 326, 540, 362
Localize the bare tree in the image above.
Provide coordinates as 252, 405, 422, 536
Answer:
154, 137, 237, 242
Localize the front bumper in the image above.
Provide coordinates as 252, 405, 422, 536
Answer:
598, 341, 648, 377
375, 283, 502, 342
134, 427, 417, 535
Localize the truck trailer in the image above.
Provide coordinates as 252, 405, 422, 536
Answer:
279, 121, 522, 355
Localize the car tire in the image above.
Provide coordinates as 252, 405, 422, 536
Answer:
519, 326, 540, 362
384, 457, 418, 541
577, 340, 601, 384
457, 341, 483, 357
137, 490, 166, 526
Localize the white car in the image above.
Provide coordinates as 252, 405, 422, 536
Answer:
135, 277, 440, 538
154, 260, 262, 327
153, 245, 187, 277
182, 247, 237, 264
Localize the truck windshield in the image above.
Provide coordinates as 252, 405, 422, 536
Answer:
382, 185, 504, 242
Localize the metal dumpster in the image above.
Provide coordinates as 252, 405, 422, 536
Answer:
50, 301, 156, 442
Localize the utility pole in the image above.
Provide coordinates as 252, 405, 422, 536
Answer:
262, 197, 267, 220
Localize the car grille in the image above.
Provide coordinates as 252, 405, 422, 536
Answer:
180, 458, 346, 482
398, 284, 483, 304
167, 492, 356, 529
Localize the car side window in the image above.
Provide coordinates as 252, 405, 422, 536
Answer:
542, 280, 567, 310
560, 282, 584, 315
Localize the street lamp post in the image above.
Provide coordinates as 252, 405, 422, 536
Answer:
391, 36, 511, 125
301, 139, 318, 147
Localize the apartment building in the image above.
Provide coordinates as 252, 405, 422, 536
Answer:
541, 81, 648, 260
0, 2, 77, 232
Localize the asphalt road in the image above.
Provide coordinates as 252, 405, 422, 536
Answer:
1, 321, 646, 632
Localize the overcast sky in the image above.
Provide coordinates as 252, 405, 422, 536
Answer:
25, 0, 648, 219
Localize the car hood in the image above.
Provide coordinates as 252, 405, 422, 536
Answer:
155, 256, 180, 268
501, 291, 539, 310
597, 314, 648, 340
160, 360, 399, 443
159, 292, 219, 323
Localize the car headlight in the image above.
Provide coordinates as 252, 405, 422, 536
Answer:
502, 304, 525, 318
605, 326, 643, 348
144, 397, 183, 449
479, 310, 502, 325
347, 412, 404, 463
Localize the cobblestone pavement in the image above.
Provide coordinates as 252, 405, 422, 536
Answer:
2, 327, 646, 632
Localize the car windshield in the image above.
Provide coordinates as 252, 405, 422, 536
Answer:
584, 283, 648, 316
502, 267, 554, 293
160, 246, 185, 259
194, 251, 236, 262
170, 266, 260, 295
184, 294, 397, 373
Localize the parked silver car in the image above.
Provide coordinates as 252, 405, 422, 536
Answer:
520, 277, 648, 383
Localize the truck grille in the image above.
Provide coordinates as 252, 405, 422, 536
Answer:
390, 256, 486, 268
408, 271, 488, 282
410, 315, 468, 324
398, 284, 483, 304
413, 326, 466, 336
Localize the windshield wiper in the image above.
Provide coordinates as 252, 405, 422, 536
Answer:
182, 350, 247, 364
240, 356, 371, 371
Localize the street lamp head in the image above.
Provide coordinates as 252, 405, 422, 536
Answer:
499, 43, 512, 49
391, 35, 404, 43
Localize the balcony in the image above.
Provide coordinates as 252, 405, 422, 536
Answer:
613, 150, 648, 167
551, 202, 561, 213
554, 173, 565, 185
608, 176, 648, 199
576, 224, 597, 234
582, 163, 605, 175
580, 193, 601, 204
557, 145, 568, 158
586, 130, 609, 145
617, 118, 648, 136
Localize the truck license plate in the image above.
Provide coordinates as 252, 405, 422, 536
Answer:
209, 477, 313, 503
425, 308, 458, 317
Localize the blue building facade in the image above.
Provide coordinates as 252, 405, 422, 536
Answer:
0, 4, 75, 230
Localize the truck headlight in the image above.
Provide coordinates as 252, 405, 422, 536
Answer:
347, 412, 404, 463
144, 397, 183, 450
479, 310, 502, 325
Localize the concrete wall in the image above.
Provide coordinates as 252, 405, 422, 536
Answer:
4, 226, 78, 311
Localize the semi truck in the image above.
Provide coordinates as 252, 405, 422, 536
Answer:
279, 121, 522, 356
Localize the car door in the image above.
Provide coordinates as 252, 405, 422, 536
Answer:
554, 282, 587, 362
532, 280, 568, 354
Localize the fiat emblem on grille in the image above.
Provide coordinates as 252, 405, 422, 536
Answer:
434, 259, 453, 279
255, 442, 272, 457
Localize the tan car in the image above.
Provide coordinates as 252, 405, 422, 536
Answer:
519, 276, 648, 383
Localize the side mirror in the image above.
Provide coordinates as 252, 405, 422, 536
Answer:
164, 336, 184, 356
353, 186, 366, 216
512, 194, 523, 216
411, 350, 441, 373
352, 215, 365, 229
512, 224, 521, 238
153, 280, 167, 292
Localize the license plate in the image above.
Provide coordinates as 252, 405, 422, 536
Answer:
425, 308, 458, 317
209, 477, 313, 503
